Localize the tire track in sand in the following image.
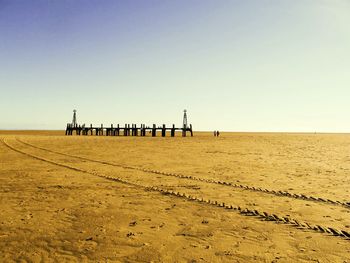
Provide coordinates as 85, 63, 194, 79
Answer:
1, 138, 349, 241
16, 138, 350, 210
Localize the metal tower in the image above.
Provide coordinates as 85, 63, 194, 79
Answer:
72, 109, 77, 127
183, 109, 188, 129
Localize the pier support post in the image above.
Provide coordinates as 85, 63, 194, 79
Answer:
182, 126, 186, 137
141, 124, 145, 136
162, 124, 166, 137
152, 124, 156, 137
171, 124, 175, 137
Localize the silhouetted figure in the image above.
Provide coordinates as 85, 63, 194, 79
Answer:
214, 131, 217, 137
217, 131, 220, 137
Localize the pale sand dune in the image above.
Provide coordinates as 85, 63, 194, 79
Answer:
0, 131, 349, 262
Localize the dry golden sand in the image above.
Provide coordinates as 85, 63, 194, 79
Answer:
0, 131, 349, 262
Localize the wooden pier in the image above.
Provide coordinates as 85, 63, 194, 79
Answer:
65, 123, 193, 137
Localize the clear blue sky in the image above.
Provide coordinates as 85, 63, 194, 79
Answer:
1, 0, 349, 131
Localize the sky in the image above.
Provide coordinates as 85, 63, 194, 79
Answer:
0, 0, 350, 132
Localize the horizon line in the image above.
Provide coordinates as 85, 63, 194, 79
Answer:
0, 129, 349, 134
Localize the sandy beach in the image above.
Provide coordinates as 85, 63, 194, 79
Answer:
0, 131, 349, 262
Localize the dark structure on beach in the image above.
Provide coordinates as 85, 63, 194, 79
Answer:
65, 110, 193, 137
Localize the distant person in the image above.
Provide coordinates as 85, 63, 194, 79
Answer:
217, 131, 220, 137
214, 131, 217, 137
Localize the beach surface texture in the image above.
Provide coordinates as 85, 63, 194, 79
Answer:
0, 131, 349, 262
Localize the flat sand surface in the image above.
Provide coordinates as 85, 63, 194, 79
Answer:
0, 131, 349, 262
